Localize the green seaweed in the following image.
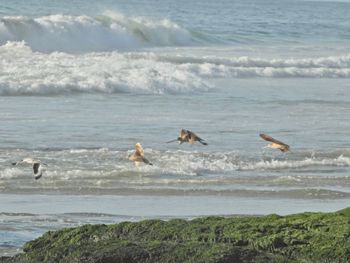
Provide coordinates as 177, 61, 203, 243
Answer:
2, 208, 349, 263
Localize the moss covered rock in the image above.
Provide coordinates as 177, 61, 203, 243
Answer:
2, 208, 349, 263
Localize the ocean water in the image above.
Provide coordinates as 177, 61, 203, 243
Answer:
1, 0, 350, 256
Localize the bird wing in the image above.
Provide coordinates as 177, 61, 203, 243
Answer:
12, 158, 37, 166
187, 130, 197, 143
22, 158, 36, 164
33, 163, 40, 174
33, 163, 43, 180
260, 134, 288, 147
135, 143, 144, 157
188, 130, 206, 144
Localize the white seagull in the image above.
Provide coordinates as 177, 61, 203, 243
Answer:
12, 158, 46, 180
128, 143, 153, 166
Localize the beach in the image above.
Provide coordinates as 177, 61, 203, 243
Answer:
1, 0, 350, 258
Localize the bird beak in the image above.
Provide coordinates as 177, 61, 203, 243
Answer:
165, 139, 177, 143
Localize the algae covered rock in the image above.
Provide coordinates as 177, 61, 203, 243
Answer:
1, 208, 349, 263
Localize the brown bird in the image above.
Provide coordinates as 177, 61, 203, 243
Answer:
167, 129, 208, 145
260, 134, 290, 152
128, 143, 153, 166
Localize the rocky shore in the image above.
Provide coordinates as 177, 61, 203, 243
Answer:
1, 208, 349, 263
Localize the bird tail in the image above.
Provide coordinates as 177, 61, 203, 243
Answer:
199, 140, 208, 145
12, 162, 18, 166
143, 158, 153, 166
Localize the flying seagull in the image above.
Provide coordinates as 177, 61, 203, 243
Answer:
128, 143, 153, 166
12, 158, 46, 180
260, 134, 290, 152
167, 129, 208, 145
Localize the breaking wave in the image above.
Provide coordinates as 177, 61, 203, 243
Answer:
1, 41, 350, 95
0, 41, 210, 95
0, 12, 197, 53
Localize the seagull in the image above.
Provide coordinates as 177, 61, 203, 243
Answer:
128, 143, 153, 166
12, 158, 46, 180
167, 129, 208, 145
259, 134, 290, 152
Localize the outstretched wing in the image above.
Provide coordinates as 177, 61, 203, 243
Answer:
260, 134, 288, 147
33, 163, 43, 180
12, 158, 36, 166
187, 130, 207, 145
187, 130, 197, 143
135, 143, 144, 157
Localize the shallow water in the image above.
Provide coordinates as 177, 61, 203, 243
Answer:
1, 0, 350, 255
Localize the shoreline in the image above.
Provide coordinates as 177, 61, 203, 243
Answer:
1, 193, 348, 216
1, 208, 349, 262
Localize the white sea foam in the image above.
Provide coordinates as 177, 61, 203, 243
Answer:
240, 155, 350, 171
0, 168, 21, 179
0, 41, 209, 95
1, 148, 350, 196
1, 41, 350, 96
144, 151, 350, 174
0, 12, 195, 52
36, 149, 350, 176
159, 54, 350, 69
1, 149, 350, 179
178, 54, 350, 78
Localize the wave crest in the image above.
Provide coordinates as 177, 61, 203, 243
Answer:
0, 12, 195, 53
175, 53, 350, 78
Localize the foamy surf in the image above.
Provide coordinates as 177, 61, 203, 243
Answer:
1, 42, 350, 96
1, 148, 349, 197
0, 41, 210, 95
2, 148, 350, 175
